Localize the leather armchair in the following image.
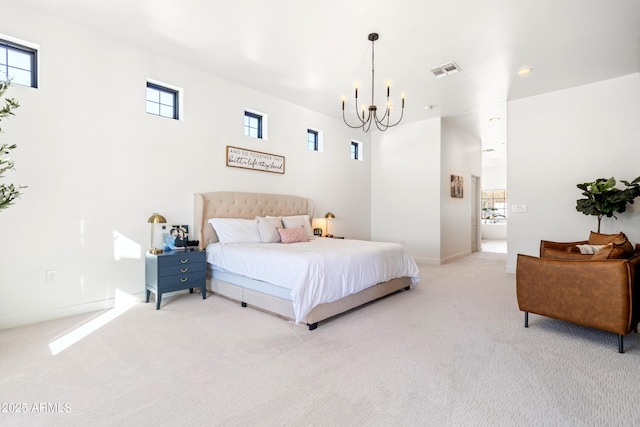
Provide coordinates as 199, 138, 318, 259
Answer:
516, 244, 640, 353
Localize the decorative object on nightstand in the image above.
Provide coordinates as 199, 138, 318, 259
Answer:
145, 249, 206, 309
147, 212, 167, 254
324, 212, 335, 237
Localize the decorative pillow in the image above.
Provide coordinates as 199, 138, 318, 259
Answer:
281, 214, 313, 237
575, 244, 606, 255
256, 216, 282, 243
208, 218, 261, 244
588, 231, 634, 256
277, 226, 308, 244
588, 231, 626, 245
591, 242, 633, 260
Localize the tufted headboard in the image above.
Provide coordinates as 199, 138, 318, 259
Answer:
194, 191, 315, 249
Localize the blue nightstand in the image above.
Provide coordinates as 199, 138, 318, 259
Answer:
145, 249, 206, 309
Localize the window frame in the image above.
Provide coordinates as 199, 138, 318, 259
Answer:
481, 189, 508, 221
307, 129, 319, 151
244, 111, 263, 139
351, 141, 360, 160
0, 38, 38, 88
146, 81, 180, 120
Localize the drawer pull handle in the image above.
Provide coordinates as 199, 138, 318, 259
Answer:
180, 259, 188, 264
180, 268, 188, 273
180, 277, 189, 283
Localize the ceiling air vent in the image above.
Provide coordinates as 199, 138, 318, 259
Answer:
430, 62, 461, 78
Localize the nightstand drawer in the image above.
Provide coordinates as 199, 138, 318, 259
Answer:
157, 251, 205, 267
157, 270, 205, 288
158, 262, 205, 277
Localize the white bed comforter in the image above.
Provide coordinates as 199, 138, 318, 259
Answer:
206, 237, 420, 323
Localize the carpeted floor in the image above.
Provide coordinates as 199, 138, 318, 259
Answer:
1, 251, 639, 426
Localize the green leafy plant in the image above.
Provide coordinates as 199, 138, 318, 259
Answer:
576, 177, 640, 232
0, 80, 24, 211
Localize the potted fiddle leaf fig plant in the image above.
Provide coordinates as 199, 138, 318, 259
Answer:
576, 176, 640, 232
0, 80, 24, 211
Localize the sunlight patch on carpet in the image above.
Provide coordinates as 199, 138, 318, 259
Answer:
48, 289, 138, 355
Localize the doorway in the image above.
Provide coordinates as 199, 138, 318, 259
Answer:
480, 187, 507, 253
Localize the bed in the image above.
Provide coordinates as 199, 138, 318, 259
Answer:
194, 191, 420, 329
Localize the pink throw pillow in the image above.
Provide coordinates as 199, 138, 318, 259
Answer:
277, 226, 308, 244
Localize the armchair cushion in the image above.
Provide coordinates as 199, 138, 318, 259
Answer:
542, 248, 593, 261
540, 240, 591, 260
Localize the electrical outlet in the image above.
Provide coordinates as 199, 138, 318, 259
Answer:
46, 270, 57, 284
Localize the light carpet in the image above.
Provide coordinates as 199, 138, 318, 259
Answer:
1, 251, 639, 426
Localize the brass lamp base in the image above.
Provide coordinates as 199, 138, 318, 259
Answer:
148, 248, 164, 254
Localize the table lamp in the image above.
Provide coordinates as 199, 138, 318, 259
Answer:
324, 212, 335, 237
147, 213, 167, 254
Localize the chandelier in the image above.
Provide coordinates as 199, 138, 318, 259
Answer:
342, 33, 405, 132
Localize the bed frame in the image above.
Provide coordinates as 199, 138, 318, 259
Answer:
194, 191, 412, 330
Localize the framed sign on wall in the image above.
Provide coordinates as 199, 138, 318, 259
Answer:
226, 146, 285, 174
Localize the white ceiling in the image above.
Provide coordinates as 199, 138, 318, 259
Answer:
19, 0, 640, 165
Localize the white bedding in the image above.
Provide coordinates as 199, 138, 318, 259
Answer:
206, 237, 420, 323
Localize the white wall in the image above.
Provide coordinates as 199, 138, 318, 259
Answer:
507, 73, 640, 272
482, 164, 507, 190
371, 118, 441, 263
440, 118, 483, 262
0, 3, 370, 328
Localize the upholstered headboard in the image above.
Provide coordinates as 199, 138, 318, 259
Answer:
194, 191, 315, 249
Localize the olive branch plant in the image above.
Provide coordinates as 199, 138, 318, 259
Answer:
0, 80, 25, 211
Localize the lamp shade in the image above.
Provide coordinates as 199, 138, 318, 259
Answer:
324, 212, 335, 237
147, 213, 167, 254
148, 213, 167, 224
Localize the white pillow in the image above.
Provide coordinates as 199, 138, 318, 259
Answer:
576, 244, 606, 254
208, 218, 261, 244
281, 214, 313, 238
256, 216, 282, 243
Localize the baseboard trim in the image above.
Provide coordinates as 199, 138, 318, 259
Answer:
412, 256, 441, 265
0, 289, 194, 330
441, 250, 472, 264
0, 298, 116, 330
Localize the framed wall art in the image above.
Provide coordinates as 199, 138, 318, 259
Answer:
226, 146, 285, 174
451, 174, 464, 198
